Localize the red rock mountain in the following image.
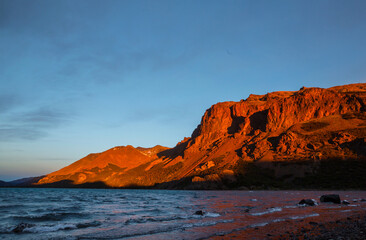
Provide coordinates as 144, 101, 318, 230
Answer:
37, 83, 366, 189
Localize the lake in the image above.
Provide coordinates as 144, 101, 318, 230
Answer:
1, 188, 366, 239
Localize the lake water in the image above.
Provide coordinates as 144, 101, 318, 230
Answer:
1, 188, 366, 239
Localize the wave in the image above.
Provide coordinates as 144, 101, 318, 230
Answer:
283, 205, 297, 208
182, 219, 233, 229
288, 213, 320, 220
79, 219, 233, 239
125, 215, 189, 225
76, 221, 102, 229
4, 221, 102, 234
126, 208, 163, 215
23, 223, 77, 233
0, 204, 24, 209
340, 209, 352, 212
250, 207, 282, 216
125, 211, 221, 225
205, 212, 220, 218
13, 211, 88, 221
79, 224, 182, 239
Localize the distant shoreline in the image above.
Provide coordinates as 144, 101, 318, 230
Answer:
1, 186, 366, 191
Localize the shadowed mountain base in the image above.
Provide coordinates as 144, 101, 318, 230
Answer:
18, 158, 365, 190
152, 158, 366, 190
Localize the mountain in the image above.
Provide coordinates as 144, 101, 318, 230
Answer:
0, 176, 45, 187
37, 145, 169, 187
9, 176, 45, 187
0, 180, 9, 187
36, 83, 366, 189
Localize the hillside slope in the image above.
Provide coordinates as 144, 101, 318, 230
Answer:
36, 83, 366, 189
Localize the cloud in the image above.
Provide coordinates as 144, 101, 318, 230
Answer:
0, 106, 68, 141
127, 103, 193, 125
0, 94, 21, 114
0, 127, 44, 141
0, 0, 206, 101
55, 45, 201, 86
18, 108, 65, 127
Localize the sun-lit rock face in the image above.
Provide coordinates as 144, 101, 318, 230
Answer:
189, 86, 364, 149
37, 145, 169, 187
37, 83, 366, 189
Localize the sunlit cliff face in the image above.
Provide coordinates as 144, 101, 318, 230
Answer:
37, 145, 170, 187
37, 83, 366, 189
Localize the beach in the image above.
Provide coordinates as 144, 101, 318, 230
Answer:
1, 189, 366, 239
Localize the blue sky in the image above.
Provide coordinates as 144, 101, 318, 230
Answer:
1, 0, 366, 181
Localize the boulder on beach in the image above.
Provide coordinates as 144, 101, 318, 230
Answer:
298, 199, 317, 206
320, 194, 341, 204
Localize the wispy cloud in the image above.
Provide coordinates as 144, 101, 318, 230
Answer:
1, 1, 202, 88
0, 106, 68, 141
17, 108, 65, 127
0, 127, 44, 141
0, 94, 22, 114
56, 48, 199, 85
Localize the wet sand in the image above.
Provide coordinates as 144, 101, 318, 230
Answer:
214, 208, 366, 239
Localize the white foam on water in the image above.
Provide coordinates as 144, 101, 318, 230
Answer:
250, 222, 269, 227
272, 218, 286, 223
15, 220, 102, 234
289, 213, 320, 220
251, 207, 282, 216
326, 206, 342, 209
340, 209, 352, 212
284, 205, 297, 208
205, 212, 220, 217
23, 223, 77, 233
182, 219, 234, 229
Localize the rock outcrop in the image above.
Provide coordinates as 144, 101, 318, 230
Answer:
298, 199, 318, 206
320, 194, 341, 204
35, 83, 366, 189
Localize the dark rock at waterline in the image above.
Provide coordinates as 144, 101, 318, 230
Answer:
12, 223, 34, 233
299, 199, 317, 206
320, 194, 341, 204
194, 210, 204, 216
342, 200, 350, 205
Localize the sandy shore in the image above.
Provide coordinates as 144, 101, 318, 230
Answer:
212, 208, 366, 239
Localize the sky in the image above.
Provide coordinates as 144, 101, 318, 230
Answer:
1, 0, 366, 181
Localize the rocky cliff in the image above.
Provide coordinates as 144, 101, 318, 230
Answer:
36, 83, 366, 189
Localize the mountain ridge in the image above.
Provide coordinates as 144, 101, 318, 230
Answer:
7, 83, 366, 189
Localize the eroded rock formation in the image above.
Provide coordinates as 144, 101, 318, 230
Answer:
36, 83, 366, 189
